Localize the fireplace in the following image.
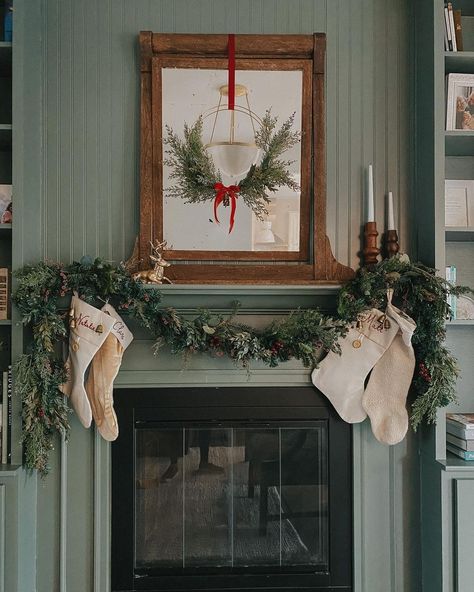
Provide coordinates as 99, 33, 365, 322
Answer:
111, 387, 352, 592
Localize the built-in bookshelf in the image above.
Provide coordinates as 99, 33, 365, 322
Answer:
0, 21, 12, 468
416, 4, 474, 588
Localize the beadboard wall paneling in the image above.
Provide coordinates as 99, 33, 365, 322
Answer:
34, 0, 412, 269
15, 1, 418, 591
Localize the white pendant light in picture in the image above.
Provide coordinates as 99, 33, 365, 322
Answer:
203, 84, 262, 180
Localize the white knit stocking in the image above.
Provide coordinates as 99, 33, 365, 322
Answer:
362, 293, 416, 445
60, 295, 115, 428
311, 308, 399, 423
85, 304, 133, 441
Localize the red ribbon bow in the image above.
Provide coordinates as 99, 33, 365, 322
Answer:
213, 182, 240, 233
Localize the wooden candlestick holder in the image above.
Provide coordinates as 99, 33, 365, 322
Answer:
384, 229, 399, 258
363, 221, 380, 266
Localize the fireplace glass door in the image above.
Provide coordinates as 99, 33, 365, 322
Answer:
112, 387, 352, 592
135, 423, 328, 573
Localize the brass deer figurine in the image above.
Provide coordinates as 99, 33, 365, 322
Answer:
132, 240, 173, 285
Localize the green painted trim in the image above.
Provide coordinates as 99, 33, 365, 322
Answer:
0, 484, 4, 592
114, 369, 313, 388
93, 430, 111, 592
454, 479, 474, 591
60, 436, 68, 592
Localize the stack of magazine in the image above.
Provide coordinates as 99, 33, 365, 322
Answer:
0, 366, 11, 464
446, 413, 474, 460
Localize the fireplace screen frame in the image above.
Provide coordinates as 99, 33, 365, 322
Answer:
111, 387, 352, 592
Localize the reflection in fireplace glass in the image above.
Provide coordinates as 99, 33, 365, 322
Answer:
135, 424, 328, 571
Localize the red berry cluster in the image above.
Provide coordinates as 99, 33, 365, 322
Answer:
209, 336, 221, 348
59, 270, 68, 297
37, 408, 45, 418
270, 340, 284, 355
418, 362, 431, 383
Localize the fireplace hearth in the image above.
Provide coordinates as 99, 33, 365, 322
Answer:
112, 387, 352, 592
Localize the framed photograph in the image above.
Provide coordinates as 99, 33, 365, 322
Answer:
445, 180, 474, 227
138, 32, 354, 284
0, 185, 12, 223
446, 73, 474, 130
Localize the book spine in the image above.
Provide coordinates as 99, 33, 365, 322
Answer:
452, 265, 457, 319
7, 366, 12, 462
448, 3, 458, 51
447, 413, 474, 428
447, 443, 474, 460
453, 9, 463, 51
445, 6, 453, 51
0, 268, 8, 321
1, 371, 7, 464
447, 433, 474, 451
446, 265, 457, 319
446, 421, 474, 440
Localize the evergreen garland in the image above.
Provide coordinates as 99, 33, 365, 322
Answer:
11, 254, 472, 474
164, 110, 300, 220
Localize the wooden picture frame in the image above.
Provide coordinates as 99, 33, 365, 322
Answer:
446, 73, 474, 131
139, 32, 354, 284
445, 179, 474, 227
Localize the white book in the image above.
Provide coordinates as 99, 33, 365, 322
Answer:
445, 6, 453, 51
447, 433, 474, 451
446, 265, 457, 319
447, 421, 474, 440
447, 413, 474, 429
448, 3, 458, 52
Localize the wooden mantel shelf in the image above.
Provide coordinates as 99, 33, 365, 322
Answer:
155, 283, 341, 314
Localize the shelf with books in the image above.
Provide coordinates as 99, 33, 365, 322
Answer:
445, 413, 474, 464
416, 3, 474, 588
444, 1, 474, 53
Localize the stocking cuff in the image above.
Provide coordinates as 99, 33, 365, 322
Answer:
70, 295, 115, 345
102, 303, 134, 350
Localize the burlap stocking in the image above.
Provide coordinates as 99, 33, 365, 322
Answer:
311, 308, 399, 423
60, 295, 115, 428
362, 292, 416, 445
85, 304, 133, 441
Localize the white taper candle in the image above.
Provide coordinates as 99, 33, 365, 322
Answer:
387, 191, 395, 231
367, 164, 375, 222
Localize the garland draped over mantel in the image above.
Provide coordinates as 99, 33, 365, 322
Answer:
12, 255, 471, 474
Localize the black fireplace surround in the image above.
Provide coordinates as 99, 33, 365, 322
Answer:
112, 387, 352, 592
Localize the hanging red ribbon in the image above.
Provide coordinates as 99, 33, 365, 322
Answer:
213, 182, 240, 233
228, 33, 236, 110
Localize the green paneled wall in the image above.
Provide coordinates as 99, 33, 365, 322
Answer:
26, 0, 413, 269
14, 1, 419, 591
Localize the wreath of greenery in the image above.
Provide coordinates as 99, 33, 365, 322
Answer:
164, 110, 301, 219
12, 254, 471, 474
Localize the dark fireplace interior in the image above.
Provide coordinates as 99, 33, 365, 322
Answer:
112, 387, 352, 592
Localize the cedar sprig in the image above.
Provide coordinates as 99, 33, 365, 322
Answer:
11, 253, 473, 474
163, 110, 300, 220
